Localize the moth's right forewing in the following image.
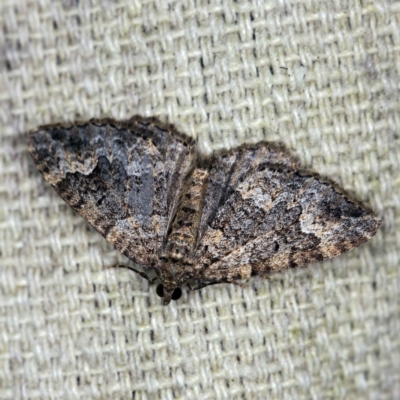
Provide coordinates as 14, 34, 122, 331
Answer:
29, 118, 196, 269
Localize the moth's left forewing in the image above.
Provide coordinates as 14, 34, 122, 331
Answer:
193, 144, 380, 284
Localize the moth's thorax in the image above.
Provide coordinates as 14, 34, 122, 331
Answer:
164, 168, 209, 261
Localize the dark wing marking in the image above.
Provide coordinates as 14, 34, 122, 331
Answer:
192, 144, 380, 285
29, 117, 195, 268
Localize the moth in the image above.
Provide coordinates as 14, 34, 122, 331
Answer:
29, 117, 380, 305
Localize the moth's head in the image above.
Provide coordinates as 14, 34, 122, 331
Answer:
155, 261, 188, 305
156, 283, 182, 306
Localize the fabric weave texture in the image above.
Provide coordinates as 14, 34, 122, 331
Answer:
0, 1, 399, 399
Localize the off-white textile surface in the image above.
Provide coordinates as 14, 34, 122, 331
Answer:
1, 1, 399, 399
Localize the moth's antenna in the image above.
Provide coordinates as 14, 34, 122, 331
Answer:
108, 265, 158, 283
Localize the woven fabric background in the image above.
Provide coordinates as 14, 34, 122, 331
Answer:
1, 0, 399, 399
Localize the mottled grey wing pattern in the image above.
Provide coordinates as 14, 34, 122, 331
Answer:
193, 144, 380, 285
29, 117, 195, 268
29, 117, 380, 302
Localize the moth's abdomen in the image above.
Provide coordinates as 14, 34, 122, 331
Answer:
164, 168, 209, 261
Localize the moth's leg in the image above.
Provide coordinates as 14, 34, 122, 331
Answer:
108, 265, 158, 284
